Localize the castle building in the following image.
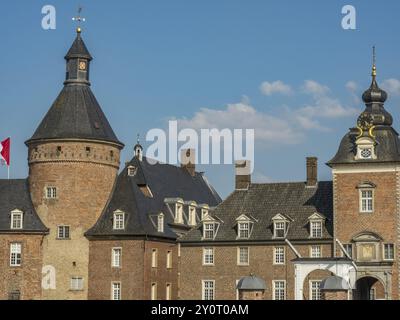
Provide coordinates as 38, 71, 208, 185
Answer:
179, 61, 400, 300
0, 28, 399, 300
0, 29, 220, 300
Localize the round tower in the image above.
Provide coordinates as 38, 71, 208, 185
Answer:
25, 28, 124, 299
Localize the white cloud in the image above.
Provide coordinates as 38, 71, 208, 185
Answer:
177, 100, 302, 145
302, 80, 330, 96
252, 171, 273, 183
381, 78, 400, 96
345, 81, 358, 93
260, 80, 293, 96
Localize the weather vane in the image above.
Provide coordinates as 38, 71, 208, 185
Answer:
372, 45, 377, 77
72, 6, 86, 33
137, 133, 140, 145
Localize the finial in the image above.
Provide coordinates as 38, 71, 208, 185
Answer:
137, 133, 140, 145
72, 6, 86, 33
372, 46, 377, 78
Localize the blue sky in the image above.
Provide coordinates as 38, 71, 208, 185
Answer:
1, 1, 400, 198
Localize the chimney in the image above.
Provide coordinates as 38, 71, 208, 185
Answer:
235, 160, 251, 190
306, 157, 318, 187
181, 149, 196, 176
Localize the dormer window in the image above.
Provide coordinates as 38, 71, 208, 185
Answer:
200, 205, 209, 220
310, 221, 322, 238
203, 223, 215, 240
157, 214, 164, 233
238, 222, 250, 239
188, 206, 197, 226
274, 222, 286, 238
360, 148, 372, 159
355, 136, 376, 160
113, 210, 125, 230
10, 210, 23, 230
127, 166, 136, 176
175, 203, 183, 224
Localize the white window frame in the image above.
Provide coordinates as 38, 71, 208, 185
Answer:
383, 243, 395, 261
70, 277, 84, 291
237, 247, 249, 266
274, 246, 285, 265
157, 214, 164, 233
127, 165, 136, 176
112, 248, 122, 268
202, 280, 215, 300
309, 280, 322, 300
111, 282, 121, 300
274, 221, 286, 238
359, 189, 374, 213
151, 249, 158, 268
175, 203, 183, 224
151, 283, 157, 300
188, 206, 197, 226
310, 245, 322, 258
201, 208, 209, 220
57, 225, 70, 239
203, 247, 214, 266
238, 222, 250, 239
166, 283, 172, 300
272, 280, 286, 300
203, 223, 215, 240
10, 243, 22, 267
10, 210, 23, 230
45, 186, 57, 199
310, 221, 323, 238
113, 211, 125, 230
166, 250, 172, 269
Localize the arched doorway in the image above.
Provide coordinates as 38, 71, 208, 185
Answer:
353, 276, 385, 300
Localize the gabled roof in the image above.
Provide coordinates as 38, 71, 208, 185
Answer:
86, 156, 221, 239
0, 179, 48, 233
180, 181, 333, 243
26, 84, 123, 146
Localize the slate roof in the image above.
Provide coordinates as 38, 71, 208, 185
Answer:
26, 84, 123, 146
237, 275, 267, 290
65, 32, 93, 60
0, 179, 48, 233
180, 181, 333, 243
86, 156, 221, 239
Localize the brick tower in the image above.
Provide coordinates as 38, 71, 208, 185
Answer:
328, 55, 399, 299
25, 28, 124, 299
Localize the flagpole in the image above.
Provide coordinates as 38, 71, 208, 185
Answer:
7, 164, 10, 180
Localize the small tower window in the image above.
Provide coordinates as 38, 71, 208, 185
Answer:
46, 187, 57, 199
85, 147, 91, 154
360, 148, 372, 159
127, 166, 136, 177
110, 150, 114, 159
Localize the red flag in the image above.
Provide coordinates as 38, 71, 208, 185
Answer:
0, 138, 10, 166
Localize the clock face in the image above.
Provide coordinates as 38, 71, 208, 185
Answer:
79, 61, 87, 71
357, 112, 373, 130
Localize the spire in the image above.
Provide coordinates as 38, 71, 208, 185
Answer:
134, 134, 143, 161
358, 46, 392, 126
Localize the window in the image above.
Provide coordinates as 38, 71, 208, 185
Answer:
237, 247, 249, 265
166, 250, 172, 269
111, 282, 121, 300
57, 226, 70, 239
151, 283, 157, 300
10, 243, 22, 267
157, 214, 164, 233
274, 222, 286, 238
202, 280, 215, 300
10, 210, 23, 229
238, 222, 250, 239
166, 283, 172, 300
274, 246, 285, 264
127, 166, 136, 176
70, 277, 84, 291
310, 245, 322, 258
360, 189, 373, 213
343, 244, 353, 258
113, 211, 125, 230
273, 280, 286, 300
201, 208, 209, 220
151, 249, 158, 268
175, 203, 183, 224
310, 221, 322, 238
188, 206, 197, 226
203, 223, 215, 240
203, 248, 214, 265
310, 281, 322, 300
46, 187, 57, 199
384, 244, 394, 260
112, 248, 122, 267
